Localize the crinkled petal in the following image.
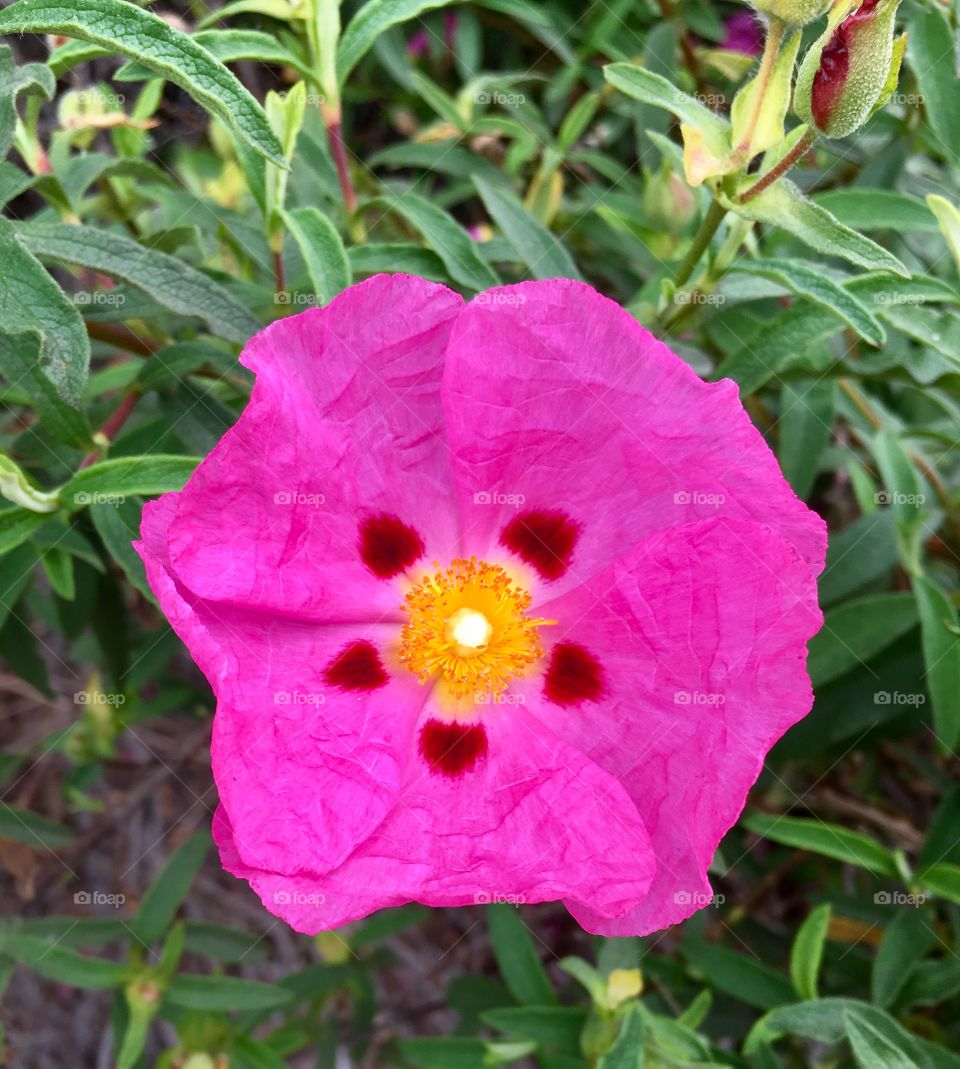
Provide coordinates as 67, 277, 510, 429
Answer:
165, 274, 463, 620
442, 279, 825, 599
213, 701, 657, 932
514, 516, 822, 935
137, 495, 417, 875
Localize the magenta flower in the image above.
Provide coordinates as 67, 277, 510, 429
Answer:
136, 275, 825, 935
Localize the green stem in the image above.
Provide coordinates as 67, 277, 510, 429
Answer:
672, 198, 727, 290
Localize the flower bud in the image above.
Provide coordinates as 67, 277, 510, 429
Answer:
795, 0, 904, 138
643, 160, 696, 231
749, 0, 831, 27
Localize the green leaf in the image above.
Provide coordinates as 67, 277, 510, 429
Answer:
721, 179, 909, 277
90, 496, 154, 604
487, 903, 556, 1005
480, 1005, 586, 1051
338, 0, 466, 84
808, 593, 918, 688
350, 242, 448, 281
845, 1011, 922, 1069
911, 575, 960, 752
872, 909, 934, 1009
917, 784, 960, 871
0, 803, 74, 849
376, 192, 499, 291
0, 0, 285, 166
0, 507, 46, 557
0, 217, 90, 406
116, 29, 313, 82
743, 812, 899, 876
730, 29, 800, 158
790, 903, 830, 1000
778, 378, 836, 500
927, 194, 960, 274
41, 545, 75, 600
683, 941, 794, 1011
473, 175, 582, 281
395, 1037, 488, 1069
916, 863, 960, 905
1, 935, 125, 988
907, 4, 960, 165
61, 456, 199, 509
17, 221, 259, 344
598, 1003, 645, 1069
132, 831, 211, 946
0, 44, 54, 158
731, 258, 885, 345
283, 207, 351, 304
603, 63, 730, 156
819, 511, 898, 607
0, 543, 36, 629
165, 973, 295, 1011
813, 189, 939, 233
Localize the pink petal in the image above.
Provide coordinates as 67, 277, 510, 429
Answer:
213, 699, 657, 932
442, 279, 825, 599
517, 516, 822, 935
137, 495, 417, 876
164, 274, 464, 620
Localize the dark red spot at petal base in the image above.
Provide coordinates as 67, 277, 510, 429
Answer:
499, 509, 580, 581
419, 719, 488, 777
543, 641, 604, 706
323, 640, 389, 691
359, 513, 425, 579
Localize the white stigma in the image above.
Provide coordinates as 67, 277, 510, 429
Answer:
447, 608, 493, 651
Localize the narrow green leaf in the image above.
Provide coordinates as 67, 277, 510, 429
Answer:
743, 812, 899, 876
283, 207, 351, 304
916, 862, 960, 905
872, 909, 934, 1009
0, 44, 54, 157
907, 4, 960, 164
473, 175, 581, 281
480, 1005, 585, 1050
778, 378, 836, 500
604, 63, 730, 156
0, 803, 73, 849
116, 29, 313, 82
133, 831, 211, 946
731, 258, 885, 345
0, 0, 285, 165
90, 497, 154, 604
917, 784, 960, 871
683, 941, 794, 1011
790, 903, 830, 1000
165, 973, 295, 1011
2, 935, 125, 988
338, 0, 466, 83
0, 507, 46, 557
61, 456, 198, 509
722, 179, 909, 277
911, 575, 960, 752
0, 217, 90, 405
845, 1011, 921, 1069
487, 903, 556, 1005
598, 1003, 645, 1069
377, 192, 499, 291
813, 189, 939, 233
18, 221, 259, 344
808, 593, 918, 688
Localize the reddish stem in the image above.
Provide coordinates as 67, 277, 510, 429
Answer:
326, 117, 357, 215
81, 390, 140, 469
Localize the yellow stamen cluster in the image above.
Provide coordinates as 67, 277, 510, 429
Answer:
399, 558, 550, 700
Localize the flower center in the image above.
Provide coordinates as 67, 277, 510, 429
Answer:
399, 558, 551, 701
